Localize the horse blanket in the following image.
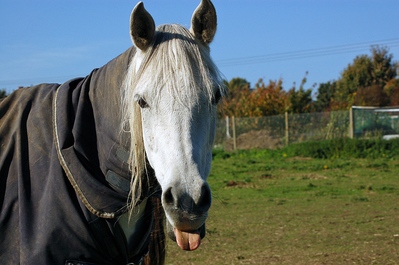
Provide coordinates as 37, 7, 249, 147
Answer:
0, 47, 157, 264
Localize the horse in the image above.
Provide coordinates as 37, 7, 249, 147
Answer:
0, 0, 225, 264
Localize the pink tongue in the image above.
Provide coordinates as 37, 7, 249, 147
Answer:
174, 228, 201, 251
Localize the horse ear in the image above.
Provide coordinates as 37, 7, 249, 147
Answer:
190, 0, 217, 45
130, 2, 155, 51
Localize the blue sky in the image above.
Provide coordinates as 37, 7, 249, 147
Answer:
1, 0, 398, 94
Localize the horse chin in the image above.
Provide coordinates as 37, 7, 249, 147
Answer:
166, 220, 206, 251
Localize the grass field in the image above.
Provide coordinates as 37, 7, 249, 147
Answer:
165, 141, 399, 264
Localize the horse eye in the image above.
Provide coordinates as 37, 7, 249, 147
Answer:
137, 97, 149, 108
212, 90, 222, 105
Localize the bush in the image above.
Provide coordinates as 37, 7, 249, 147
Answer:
213, 138, 399, 160
280, 138, 399, 159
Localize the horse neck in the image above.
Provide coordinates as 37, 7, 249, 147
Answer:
88, 47, 136, 132
84, 47, 137, 178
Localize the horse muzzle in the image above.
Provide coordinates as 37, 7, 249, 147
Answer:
162, 182, 211, 251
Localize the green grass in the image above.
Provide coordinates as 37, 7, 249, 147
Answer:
166, 140, 399, 264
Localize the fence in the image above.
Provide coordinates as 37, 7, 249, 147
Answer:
216, 107, 399, 151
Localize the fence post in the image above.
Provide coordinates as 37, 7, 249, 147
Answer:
285, 112, 289, 146
232, 116, 237, 151
349, 107, 354, 139
225, 116, 231, 138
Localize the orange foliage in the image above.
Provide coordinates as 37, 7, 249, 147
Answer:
390, 86, 399, 106
220, 79, 289, 117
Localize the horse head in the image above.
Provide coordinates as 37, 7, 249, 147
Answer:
123, 0, 224, 251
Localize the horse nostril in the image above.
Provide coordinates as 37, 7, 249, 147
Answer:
197, 183, 212, 211
163, 187, 175, 206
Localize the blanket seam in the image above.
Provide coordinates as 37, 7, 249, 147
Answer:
52, 86, 115, 219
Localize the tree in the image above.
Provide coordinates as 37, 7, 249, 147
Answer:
287, 73, 314, 113
219, 78, 251, 117
385, 78, 399, 106
353, 84, 389, 107
249, 79, 288, 116
371, 46, 397, 87
334, 54, 373, 108
225, 77, 250, 99
384, 78, 399, 102
333, 46, 398, 109
390, 86, 399, 106
219, 78, 288, 117
314, 81, 336, 111
288, 87, 313, 113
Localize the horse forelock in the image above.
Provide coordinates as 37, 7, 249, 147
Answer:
132, 24, 224, 105
121, 23, 225, 211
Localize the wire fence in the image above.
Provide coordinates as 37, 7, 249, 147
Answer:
216, 107, 399, 151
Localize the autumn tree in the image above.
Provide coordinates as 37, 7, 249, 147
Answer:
390, 85, 399, 106
334, 46, 398, 108
354, 84, 390, 107
250, 79, 288, 116
220, 78, 288, 117
220, 46, 398, 117
385, 76, 399, 106
219, 78, 251, 117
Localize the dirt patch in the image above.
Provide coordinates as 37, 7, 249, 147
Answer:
287, 156, 313, 161
225, 129, 283, 151
225, 180, 247, 187
259, 173, 275, 179
301, 173, 328, 180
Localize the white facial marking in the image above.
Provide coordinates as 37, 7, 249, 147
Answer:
136, 80, 217, 230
